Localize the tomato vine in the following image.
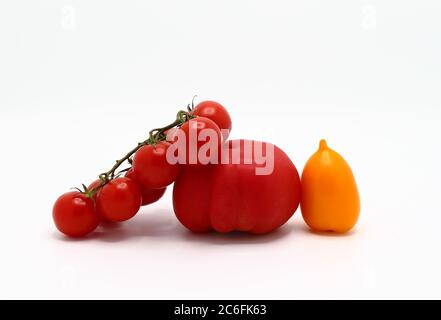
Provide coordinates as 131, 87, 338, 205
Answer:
80, 103, 197, 198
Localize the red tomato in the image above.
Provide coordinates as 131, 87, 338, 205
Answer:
53, 192, 99, 237
95, 177, 142, 222
178, 117, 222, 165
164, 127, 179, 142
88, 179, 114, 224
88, 179, 103, 200
125, 169, 166, 206
173, 140, 301, 234
132, 141, 180, 189
192, 101, 232, 140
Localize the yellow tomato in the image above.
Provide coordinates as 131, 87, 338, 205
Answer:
301, 139, 360, 233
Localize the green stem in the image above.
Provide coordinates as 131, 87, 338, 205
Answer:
90, 109, 195, 194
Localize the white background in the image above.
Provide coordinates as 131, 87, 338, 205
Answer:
1, 0, 440, 299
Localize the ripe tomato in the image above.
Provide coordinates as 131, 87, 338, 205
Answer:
88, 179, 103, 200
95, 177, 142, 222
53, 192, 100, 237
178, 117, 222, 165
164, 127, 179, 142
125, 169, 166, 206
173, 140, 301, 234
132, 141, 180, 189
192, 101, 232, 140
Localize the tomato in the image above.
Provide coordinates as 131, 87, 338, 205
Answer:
125, 169, 166, 206
192, 101, 232, 140
132, 141, 180, 189
95, 177, 142, 222
53, 192, 99, 237
88, 179, 114, 223
173, 140, 301, 234
177, 117, 222, 165
301, 139, 360, 233
88, 179, 103, 200
164, 127, 179, 142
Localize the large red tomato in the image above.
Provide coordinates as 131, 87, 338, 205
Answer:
173, 140, 301, 234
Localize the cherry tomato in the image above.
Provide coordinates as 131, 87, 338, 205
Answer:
125, 169, 166, 206
88, 179, 115, 224
164, 127, 179, 142
132, 141, 180, 189
88, 179, 102, 200
179, 116, 222, 165
192, 101, 232, 140
53, 192, 99, 237
95, 177, 142, 222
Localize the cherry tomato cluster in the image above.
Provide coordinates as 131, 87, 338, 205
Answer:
53, 100, 232, 237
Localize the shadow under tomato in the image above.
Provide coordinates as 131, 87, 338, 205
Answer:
180, 222, 300, 245
52, 230, 102, 242
53, 207, 300, 245
304, 225, 358, 237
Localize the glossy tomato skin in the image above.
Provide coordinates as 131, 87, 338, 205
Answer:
173, 165, 214, 232
192, 101, 232, 140
178, 117, 222, 165
88, 179, 114, 223
88, 179, 102, 200
53, 192, 99, 237
140, 187, 166, 206
173, 140, 301, 234
125, 169, 166, 206
301, 140, 360, 233
132, 141, 180, 189
95, 177, 142, 222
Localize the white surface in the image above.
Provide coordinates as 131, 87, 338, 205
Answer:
1, 0, 440, 299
